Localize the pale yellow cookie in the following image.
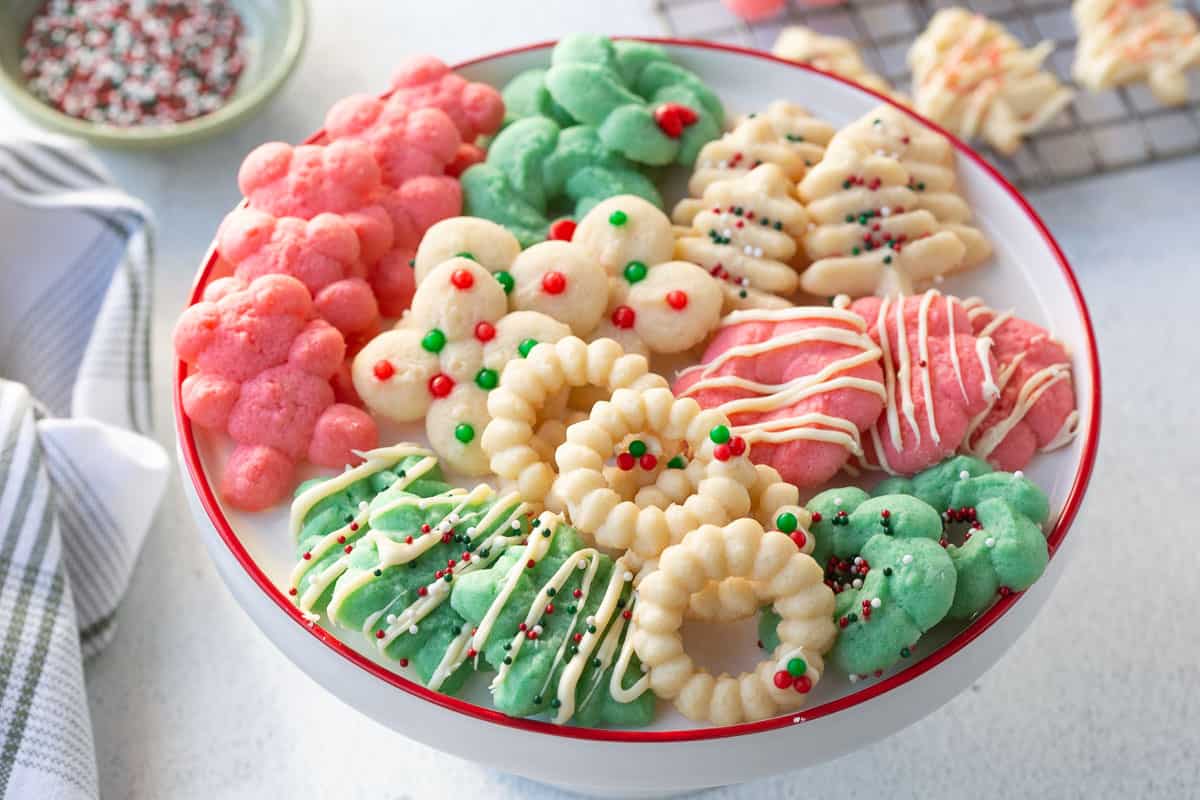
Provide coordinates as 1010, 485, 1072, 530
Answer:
631, 518, 837, 725
798, 105, 993, 296
352, 258, 569, 475
773, 26, 902, 100
674, 164, 808, 311
909, 8, 1075, 155
1073, 0, 1200, 106
553, 386, 758, 561
572, 195, 675, 278
483, 336, 668, 504
413, 217, 521, 285
507, 241, 609, 337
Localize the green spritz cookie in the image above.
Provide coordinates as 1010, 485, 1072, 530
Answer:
288, 445, 535, 694
451, 515, 655, 727
875, 456, 1051, 620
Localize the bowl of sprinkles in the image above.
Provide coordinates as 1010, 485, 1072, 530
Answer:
0, 0, 308, 148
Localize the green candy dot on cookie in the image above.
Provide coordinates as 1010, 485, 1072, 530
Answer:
454, 423, 475, 444
494, 270, 515, 294
518, 338, 538, 358
623, 261, 648, 283
421, 328, 446, 353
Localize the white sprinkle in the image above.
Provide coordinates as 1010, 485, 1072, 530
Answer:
447, 514, 459, 525
511, 520, 521, 529
753, 247, 764, 258
871, 598, 882, 608
576, 559, 587, 570
880, 206, 891, 217
586, 615, 596, 626
902, 554, 914, 565
959, 470, 970, 480
853, 557, 864, 565
408, 625, 419, 635
723, 229, 733, 238
852, 578, 863, 589
386, 614, 396, 624
533, 625, 544, 635
849, 674, 860, 683
466, 527, 476, 536
1014, 470, 1024, 479
743, 245, 754, 256
985, 537, 996, 548
358, 501, 369, 511
740, 277, 750, 286
717, 160, 728, 169
623, 571, 633, 582
833, 497, 843, 506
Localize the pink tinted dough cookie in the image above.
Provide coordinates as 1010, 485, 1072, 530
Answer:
174, 274, 378, 511
673, 304, 886, 487
387, 55, 505, 144
960, 299, 1079, 470
217, 208, 380, 338
850, 290, 999, 475
238, 139, 395, 266
324, 99, 461, 187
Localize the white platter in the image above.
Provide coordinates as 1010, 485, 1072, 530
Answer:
176, 38, 1101, 797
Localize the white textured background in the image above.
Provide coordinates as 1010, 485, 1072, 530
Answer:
2, 1, 1197, 797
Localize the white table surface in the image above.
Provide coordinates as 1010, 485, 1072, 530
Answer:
3, 1, 1197, 797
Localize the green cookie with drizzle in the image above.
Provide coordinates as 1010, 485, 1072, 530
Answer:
288, 444, 534, 694
874, 456, 1051, 620
451, 515, 655, 727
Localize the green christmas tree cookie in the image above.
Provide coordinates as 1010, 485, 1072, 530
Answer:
288, 445, 535, 694
450, 513, 655, 727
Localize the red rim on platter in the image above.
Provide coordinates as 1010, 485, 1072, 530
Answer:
174, 37, 1102, 744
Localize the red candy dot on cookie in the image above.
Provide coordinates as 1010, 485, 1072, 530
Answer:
773, 670, 792, 690
654, 102, 699, 138
793, 675, 812, 693
729, 436, 747, 456
611, 305, 636, 329
790, 531, 807, 550
666, 290, 688, 310
548, 218, 577, 241
428, 373, 455, 398
616, 452, 636, 471
541, 271, 567, 295
450, 269, 474, 290
639, 453, 658, 471
713, 443, 731, 461
474, 321, 496, 342
373, 360, 395, 381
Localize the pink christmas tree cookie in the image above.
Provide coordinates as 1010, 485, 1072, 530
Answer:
673, 303, 886, 487
238, 139, 395, 266
216, 208, 380, 340
849, 290, 1000, 476
175, 274, 378, 511
959, 298, 1079, 470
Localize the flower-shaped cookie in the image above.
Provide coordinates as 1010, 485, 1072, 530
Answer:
387, 54, 506, 145
673, 302, 886, 488
216, 208, 380, 340
960, 299, 1079, 470
909, 8, 1075, 155
674, 164, 810, 310
572, 196, 725, 355
773, 26, 902, 100
175, 275, 378, 511
351, 258, 571, 475
324, 99, 462, 188
850, 291, 999, 476
461, 115, 664, 248
798, 108, 992, 298
671, 102, 836, 226
537, 35, 725, 167
238, 139, 395, 265
1073, 0, 1200, 106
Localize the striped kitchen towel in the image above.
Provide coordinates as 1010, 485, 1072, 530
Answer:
0, 135, 168, 800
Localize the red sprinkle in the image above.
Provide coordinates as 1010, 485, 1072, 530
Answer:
639, 453, 658, 471
428, 373, 455, 398
541, 271, 567, 295
373, 360, 395, 381
790, 531, 807, 550
773, 670, 792, 689
399, 658, 409, 667
611, 305, 636, 329
728, 436, 746, 456
450, 269, 474, 290
713, 444, 731, 462
474, 321, 496, 342
666, 290, 689, 310
548, 218, 577, 241
376, 630, 385, 639
616, 452, 636, 471
794, 675, 813, 693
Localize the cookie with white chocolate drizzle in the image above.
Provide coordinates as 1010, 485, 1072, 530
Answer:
450, 512, 655, 727
289, 445, 534, 693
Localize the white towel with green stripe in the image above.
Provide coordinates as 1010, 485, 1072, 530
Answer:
0, 134, 168, 800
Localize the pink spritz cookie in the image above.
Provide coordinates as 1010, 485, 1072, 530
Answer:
217, 207, 380, 339
174, 274, 378, 511
959, 298, 1079, 470
387, 55, 505, 144
673, 303, 886, 487
324, 98, 461, 188
721, 0, 786, 20
238, 139, 395, 266
849, 290, 999, 476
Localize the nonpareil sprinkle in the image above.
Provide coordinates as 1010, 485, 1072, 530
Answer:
21, 0, 245, 128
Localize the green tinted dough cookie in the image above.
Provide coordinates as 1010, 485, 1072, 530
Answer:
451, 514, 655, 727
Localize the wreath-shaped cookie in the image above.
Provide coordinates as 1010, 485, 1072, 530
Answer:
482, 336, 669, 504
351, 258, 571, 475
631, 519, 837, 724
553, 386, 759, 561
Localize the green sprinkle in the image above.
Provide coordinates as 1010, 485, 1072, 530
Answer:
774, 221, 782, 230
408, 258, 415, 268
373, 569, 382, 577
608, 210, 628, 226
842, 179, 852, 189
474, 368, 499, 391
785, 133, 804, 142
667, 455, 687, 469
709, 425, 731, 444
494, 270, 515, 294
551, 699, 562, 709
845, 214, 855, 223
623, 261, 648, 283
900, 647, 911, 658
518, 338, 538, 357
883, 255, 893, 265
787, 657, 807, 677
593, 657, 602, 668
503, 656, 512, 665
547, 588, 556, 597
852, 247, 861, 255
454, 423, 475, 444
534, 694, 543, 704
455, 251, 476, 261
776, 512, 798, 534
628, 440, 647, 458
421, 328, 446, 353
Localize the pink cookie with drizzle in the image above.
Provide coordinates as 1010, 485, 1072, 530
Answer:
174, 274, 378, 511
217, 208, 380, 340
850, 290, 999, 475
960, 298, 1079, 470
672, 304, 886, 487
238, 139, 395, 266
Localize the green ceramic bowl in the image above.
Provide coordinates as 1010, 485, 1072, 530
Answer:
0, 0, 308, 149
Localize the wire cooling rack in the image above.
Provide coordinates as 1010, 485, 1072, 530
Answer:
653, 0, 1200, 187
